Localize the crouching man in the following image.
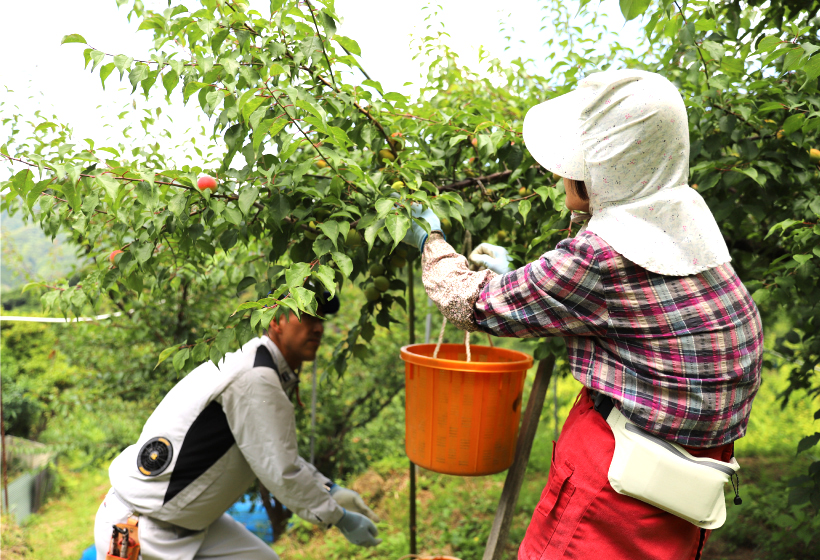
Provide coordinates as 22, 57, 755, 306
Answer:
94, 296, 380, 559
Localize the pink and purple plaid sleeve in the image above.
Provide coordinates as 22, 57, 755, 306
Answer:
421, 232, 609, 337
475, 235, 609, 338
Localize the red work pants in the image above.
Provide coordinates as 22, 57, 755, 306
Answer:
519, 388, 734, 560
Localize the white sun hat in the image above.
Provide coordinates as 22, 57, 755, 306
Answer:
523, 69, 731, 276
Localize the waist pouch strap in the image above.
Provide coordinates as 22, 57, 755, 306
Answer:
599, 399, 739, 529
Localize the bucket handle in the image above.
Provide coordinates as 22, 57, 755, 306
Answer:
432, 317, 494, 362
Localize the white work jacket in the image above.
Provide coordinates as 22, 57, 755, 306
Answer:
108, 335, 344, 531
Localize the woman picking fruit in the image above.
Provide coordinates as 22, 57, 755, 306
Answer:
403, 69, 763, 560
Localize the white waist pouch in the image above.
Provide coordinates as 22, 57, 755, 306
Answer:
606, 406, 739, 529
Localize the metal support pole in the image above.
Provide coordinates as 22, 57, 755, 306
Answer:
483, 355, 556, 560
407, 258, 417, 555
553, 375, 559, 441
309, 360, 318, 464
1, 370, 8, 513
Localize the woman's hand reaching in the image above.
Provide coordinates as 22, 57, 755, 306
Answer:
469, 243, 514, 274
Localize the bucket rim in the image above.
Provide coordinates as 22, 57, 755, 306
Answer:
400, 343, 533, 372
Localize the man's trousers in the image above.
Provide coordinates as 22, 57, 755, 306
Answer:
94, 488, 278, 560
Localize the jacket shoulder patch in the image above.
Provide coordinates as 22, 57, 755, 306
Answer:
254, 345, 278, 372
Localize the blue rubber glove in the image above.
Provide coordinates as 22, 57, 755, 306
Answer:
335, 509, 382, 547
402, 203, 444, 251
469, 243, 514, 274
329, 485, 380, 522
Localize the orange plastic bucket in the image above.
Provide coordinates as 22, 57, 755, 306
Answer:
401, 343, 533, 476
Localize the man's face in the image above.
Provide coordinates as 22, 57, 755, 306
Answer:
270, 312, 325, 364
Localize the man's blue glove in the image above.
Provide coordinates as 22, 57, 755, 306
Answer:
335, 509, 382, 547
469, 243, 514, 274
329, 484, 380, 522
402, 203, 444, 251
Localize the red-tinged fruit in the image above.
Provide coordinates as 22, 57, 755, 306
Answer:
109, 250, 124, 264
197, 175, 218, 191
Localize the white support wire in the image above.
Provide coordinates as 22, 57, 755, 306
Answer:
0, 312, 123, 323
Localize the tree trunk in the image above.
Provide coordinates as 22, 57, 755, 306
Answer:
259, 483, 292, 542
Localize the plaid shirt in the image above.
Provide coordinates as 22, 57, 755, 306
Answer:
422, 230, 763, 448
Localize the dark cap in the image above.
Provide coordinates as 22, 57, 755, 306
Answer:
317, 291, 340, 316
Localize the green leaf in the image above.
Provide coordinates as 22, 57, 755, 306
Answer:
96, 175, 121, 201
783, 48, 806, 73
679, 22, 695, 46
269, 192, 290, 224
169, 191, 188, 217
219, 56, 239, 76
384, 92, 407, 104
801, 43, 820, 58
321, 11, 337, 38
286, 262, 311, 289
313, 238, 333, 257
318, 220, 340, 247
61, 34, 87, 45
756, 35, 782, 53
215, 328, 236, 356
334, 35, 361, 56
133, 241, 153, 264
375, 198, 394, 219
251, 307, 276, 330
238, 186, 258, 215
113, 54, 133, 80
331, 252, 353, 277
220, 229, 239, 251
135, 181, 158, 210
312, 265, 337, 298
224, 206, 242, 226
241, 96, 267, 123
757, 101, 783, 114
619, 0, 650, 21
721, 57, 744, 75
449, 134, 468, 147
129, 64, 149, 93
197, 16, 216, 34
385, 212, 410, 250
183, 81, 208, 104
708, 74, 731, 90
802, 55, 820, 88
364, 219, 383, 251
519, 198, 532, 223
84, 48, 105, 71
234, 301, 262, 313
154, 345, 178, 369
209, 345, 224, 366
252, 118, 273, 151
173, 347, 191, 371
783, 113, 806, 135
99, 63, 115, 90
793, 254, 813, 266
236, 276, 257, 296
162, 70, 179, 96
797, 433, 820, 454
701, 40, 724, 61
290, 287, 318, 315
737, 167, 765, 186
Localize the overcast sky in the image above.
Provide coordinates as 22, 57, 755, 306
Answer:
0, 0, 643, 169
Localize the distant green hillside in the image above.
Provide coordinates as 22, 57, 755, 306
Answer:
1, 211, 81, 292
